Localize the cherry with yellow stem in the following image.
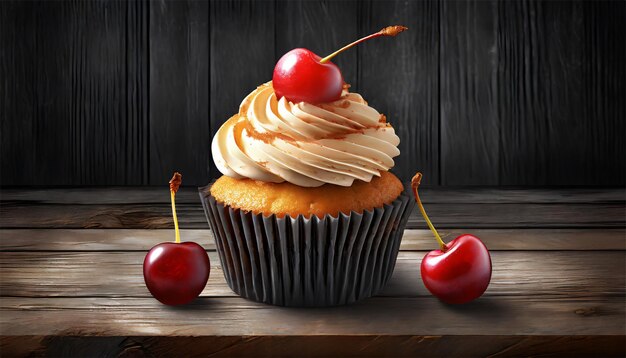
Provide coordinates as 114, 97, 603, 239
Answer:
412, 172, 492, 304
143, 172, 210, 306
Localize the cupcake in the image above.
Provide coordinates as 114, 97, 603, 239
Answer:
199, 26, 413, 306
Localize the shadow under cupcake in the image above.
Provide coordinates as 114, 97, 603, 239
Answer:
200, 82, 414, 307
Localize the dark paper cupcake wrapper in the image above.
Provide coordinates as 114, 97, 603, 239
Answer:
199, 184, 414, 307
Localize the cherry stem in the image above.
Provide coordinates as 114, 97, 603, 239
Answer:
169, 172, 182, 244
319, 25, 407, 64
170, 190, 181, 244
411, 172, 447, 252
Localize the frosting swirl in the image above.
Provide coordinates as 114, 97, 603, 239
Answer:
212, 82, 400, 187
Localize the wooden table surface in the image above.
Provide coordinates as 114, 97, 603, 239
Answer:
1, 187, 624, 357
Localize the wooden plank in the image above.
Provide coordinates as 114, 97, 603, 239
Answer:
1, 335, 623, 358
439, 0, 498, 185
0, 252, 232, 298
359, 0, 440, 184
149, 0, 210, 186
1, 202, 623, 229
1, 229, 624, 251
2, 251, 623, 298
4, 187, 622, 205
1, 296, 624, 336
0, 202, 208, 229
276, 0, 358, 91
0, 0, 149, 185
126, 0, 151, 185
498, 1, 626, 185
0, 1, 35, 186
209, 0, 275, 181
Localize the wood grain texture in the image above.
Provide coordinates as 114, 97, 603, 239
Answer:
2, 296, 624, 336
2, 228, 624, 251
1, 335, 624, 358
0, 0, 149, 185
209, 0, 275, 182
498, 0, 626, 185
0, 188, 624, 356
2, 251, 623, 298
149, 0, 210, 185
440, 0, 499, 185
359, 0, 440, 185
2, 201, 623, 229
126, 0, 151, 185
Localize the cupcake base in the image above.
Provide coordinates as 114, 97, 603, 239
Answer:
199, 185, 414, 307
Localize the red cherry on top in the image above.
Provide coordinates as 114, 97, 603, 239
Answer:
273, 48, 343, 104
272, 25, 407, 104
144, 241, 210, 306
421, 234, 492, 304
411, 173, 492, 304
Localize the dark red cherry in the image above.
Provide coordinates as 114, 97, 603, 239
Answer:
420, 234, 492, 304
143, 242, 210, 306
412, 172, 492, 305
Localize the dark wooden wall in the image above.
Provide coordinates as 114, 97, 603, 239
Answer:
1, 0, 625, 186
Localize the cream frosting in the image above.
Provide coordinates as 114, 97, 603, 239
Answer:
211, 82, 400, 187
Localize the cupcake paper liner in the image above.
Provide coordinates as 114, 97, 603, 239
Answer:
199, 184, 414, 307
